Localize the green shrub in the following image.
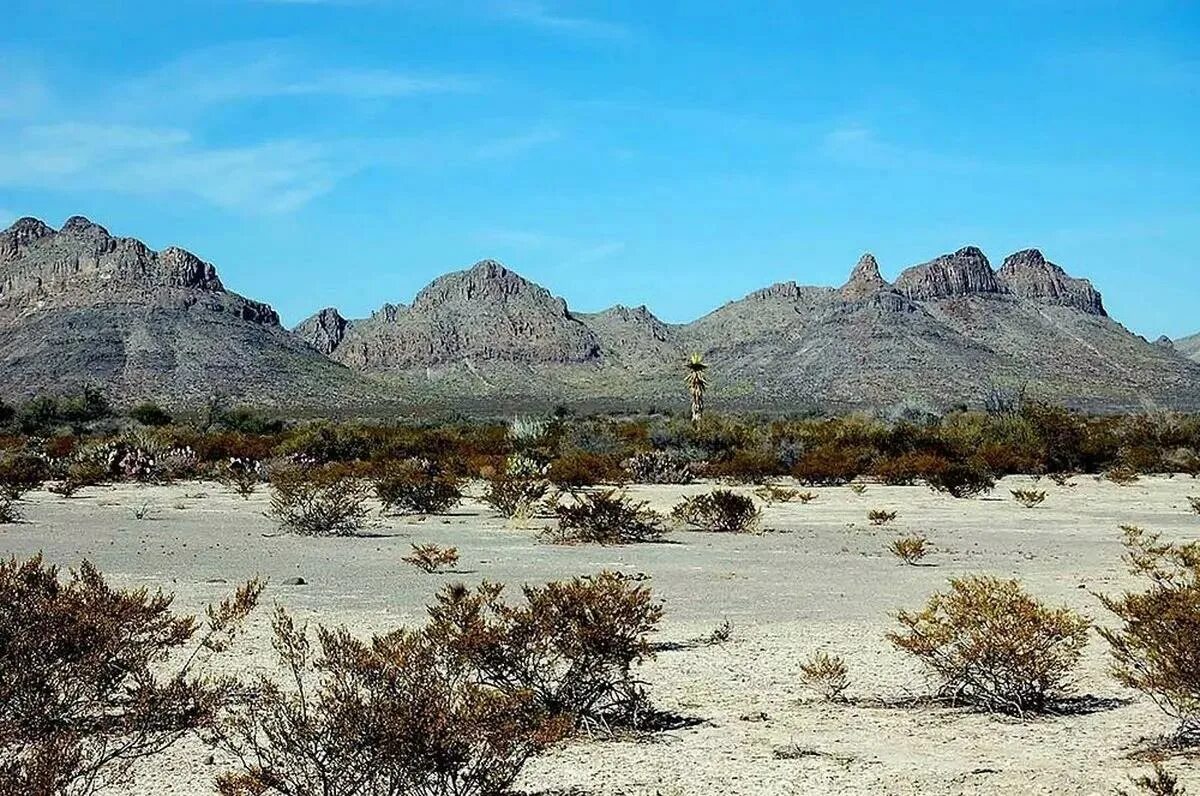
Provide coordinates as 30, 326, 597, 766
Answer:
129, 402, 172, 427
268, 468, 370, 536
925, 459, 995, 498
375, 460, 462, 515
0, 454, 47, 500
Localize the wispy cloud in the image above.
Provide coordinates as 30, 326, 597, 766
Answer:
477, 228, 625, 267
473, 127, 560, 159
822, 124, 980, 174
491, 1, 628, 39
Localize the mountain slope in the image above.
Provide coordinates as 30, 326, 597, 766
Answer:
0, 216, 370, 407
1177, 334, 1200, 362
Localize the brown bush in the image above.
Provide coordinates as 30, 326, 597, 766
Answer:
0, 496, 19, 524
924, 459, 995, 499
1188, 496, 1200, 516
427, 571, 663, 730
482, 473, 549, 520
868, 509, 898, 526
551, 489, 665, 544
1098, 526, 1200, 741
872, 451, 951, 487
1116, 764, 1188, 796
752, 484, 800, 504
790, 445, 866, 486
375, 460, 462, 515
671, 489, 761, 533
547, 450, 625, 489
889, 535, 930, 566
213, 608, 567, 796
268, 467, 370, 536
703, 449, 781, 484
1011, 488, 1047, 508
0, 556, 261, 796
797, 651, 849, 702
403, 543, 460, 574
1104, 466, 1142, 486
621, 451, 694, 485
889, 575, 1090, 714
0, 454, 48, 500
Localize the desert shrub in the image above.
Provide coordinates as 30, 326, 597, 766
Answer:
212, 608, 566, 796
375, 460, 462, 515
703, 448, 781, 484
849, 482, 868, 494
671, 489, 761, 533
483, 473, 549, 521
547, 450, 625, 489
1011, 488, 1047, 508
268, 467, 370, 536
889, 535, 930, 566
1188, 496, 1200, 516
403, 543, 460, 574
790, 445, 866, 486
427, 571, 663, 729
129, 402, 172, 427
796, 491, 818, 504
551, 490, 665, 545
220, 457, 263, 499
753, 484, 800, 504
621, 451, 694, 484
1049, 471, 1078, 487
0, 556, 261, 796
1098, 526, 1200, 740
0, 453, 48, 500
1104, 465, 1142, 486
1116, 764, 1188, 796
0, 496, 19, 524
889, 575, 1090, 714
872, 451, 951, 486
924, 459, 995, 499
797, 651, 849, 702
868, 509, 898, 526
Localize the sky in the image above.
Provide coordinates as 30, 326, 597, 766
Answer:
1, 1, 1197, 337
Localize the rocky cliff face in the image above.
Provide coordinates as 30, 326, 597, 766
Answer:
893, 246, 1002, 301
838, 253, 892, 300
996, 249, 1106, 315
0, 217, 366, 406
294, 307, 351, 355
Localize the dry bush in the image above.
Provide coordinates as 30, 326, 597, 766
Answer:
220, 457, 263, 500
753, 484, 800, 505
797, 651, 850, 702
0, 454, 47, 500
551, 489, 665, 545
621, 451, 694, 485
671, 489, 761, 533
796, 491, 819, 504
483, 473, 550, 520
872, 451, 951, 487
547, 450, 624, 489
0, 556, 261, 796
1098, 526, 1200, 741
790, 446, 866, 487
0, 496, 19, 525
403, 543, 460, 574
375, 460, 462, 515
889, 575, 1091, 714
1104, 466, 1142, 486
1011, 489, 1048, 509
703, 449, 781, 484
212, 609, 567, 796
868, 509, 898, 526
1049, 471, 1078, 487
924, 460, 995, 499
889, 535, 930, 566
1188, 496, 1200, 516
47, 458, 107, 498
427, 571, 663, 730
1116, 764, 1188, 796
268, 467, 370, 536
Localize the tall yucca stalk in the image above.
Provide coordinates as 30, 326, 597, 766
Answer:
684, 353, 708, 425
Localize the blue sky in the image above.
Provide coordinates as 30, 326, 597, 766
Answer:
1, 1, 1197, 337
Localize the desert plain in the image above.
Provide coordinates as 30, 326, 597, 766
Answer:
4, 475, 1199, 796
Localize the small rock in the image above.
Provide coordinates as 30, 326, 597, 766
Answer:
280, 577, 307, 586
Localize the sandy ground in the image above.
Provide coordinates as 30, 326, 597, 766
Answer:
4, 475, 1200, 795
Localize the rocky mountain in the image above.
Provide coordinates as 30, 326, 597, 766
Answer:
5, 214, 1197, 412
0, 216, 372, 407
1178, 334, 1200, 362
303, 246, 1200, 411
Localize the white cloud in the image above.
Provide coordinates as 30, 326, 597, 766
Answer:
491, 1, 628, 39
473, 127, 561, 159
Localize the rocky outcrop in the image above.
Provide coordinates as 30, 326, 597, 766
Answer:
295, 307, 351, 355
1177, 333, 1200, 362
0, 216, 365, 406
332, 260, 602, 371
996, 248, 1106, 315
894, 246, 1001, 301
839, 253, 891, 300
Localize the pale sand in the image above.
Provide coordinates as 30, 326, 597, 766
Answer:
4, 475, 1200, 795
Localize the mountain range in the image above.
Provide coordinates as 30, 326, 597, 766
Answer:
3, 215, 1199, 413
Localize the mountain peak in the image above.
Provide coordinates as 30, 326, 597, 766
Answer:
295, 307, 351, 355
894, 245, 1000, 301
840, 252, 891, 300
996, 249, 1106, 316
60, 215, 110, 237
